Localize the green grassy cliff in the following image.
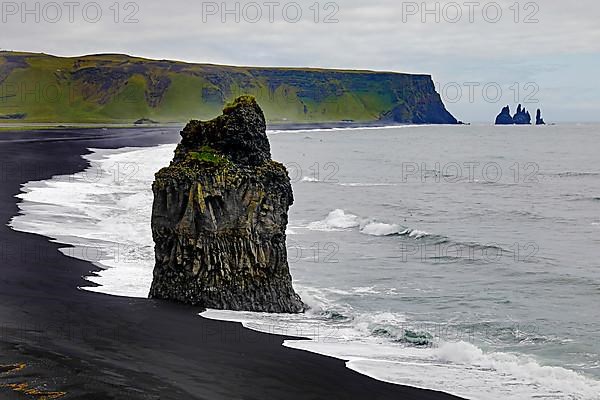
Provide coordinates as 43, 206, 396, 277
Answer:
0, 51, 457, 125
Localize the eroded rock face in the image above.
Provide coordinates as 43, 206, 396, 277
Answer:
149, 96, 304, 313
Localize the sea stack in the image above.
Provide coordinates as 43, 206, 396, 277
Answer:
513, 104, 531, 125
536, 109, 546, 125
495, 104, 536, 125
149, 96, 304, 313
495, 105, 514, 125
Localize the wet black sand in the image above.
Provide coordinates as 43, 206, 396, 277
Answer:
0, 128, 464, 399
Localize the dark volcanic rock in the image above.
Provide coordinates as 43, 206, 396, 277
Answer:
145, 74, 172, 108
176, 97, 271, 166
513, 104, 531, 125
134, 118, 158, 125
379, 78, 458, 124
495, 104, 536, 125
149, 96, 304, 313
0, 113, 26, 120
495, 106, 514, 125
536, 109, 546, 125
0, 54, 29, 85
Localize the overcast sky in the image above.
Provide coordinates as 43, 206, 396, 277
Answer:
2, 0, 599, 122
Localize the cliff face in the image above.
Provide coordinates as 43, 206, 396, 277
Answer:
0, 51, 458, 125
149, 96, 304, 313
379, 77, 457, 124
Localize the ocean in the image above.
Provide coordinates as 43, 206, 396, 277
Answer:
11, 124, 600, 400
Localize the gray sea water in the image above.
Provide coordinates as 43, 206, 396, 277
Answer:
11, 124, 600, 399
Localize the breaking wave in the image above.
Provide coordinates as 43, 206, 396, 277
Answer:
203, 286, 600, 400
306, 209, 437, 240
307, 209, 361, 231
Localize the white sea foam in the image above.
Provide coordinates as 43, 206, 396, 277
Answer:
361, 222, 402, 236
337, 182, 396, 187
267, 124, 427, 135
11, 144, 177, 297
301, 178, 395, 187
202, 304, 600, 400
300, 176, 320, 182
307, 209, 361, 231
345, 340, 600, 400
307, 210, 433, 239
352, 286, 379, 295
400, 228, 432, 239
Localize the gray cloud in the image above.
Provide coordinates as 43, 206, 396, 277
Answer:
1, 0, 599, 121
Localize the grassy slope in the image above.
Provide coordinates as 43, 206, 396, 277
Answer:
0, 51, 456, 124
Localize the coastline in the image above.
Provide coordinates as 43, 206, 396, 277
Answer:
0, 127, 464, 399
0, 120, 452, 133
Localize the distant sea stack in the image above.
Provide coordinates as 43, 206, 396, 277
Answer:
536, 109, 546, 125
495, 106, 514, 125
149, 96, 304, 313
495, 104, 543, 125
513, 104, 531, 125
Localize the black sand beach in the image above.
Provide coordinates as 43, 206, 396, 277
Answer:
0, 128, 464, 399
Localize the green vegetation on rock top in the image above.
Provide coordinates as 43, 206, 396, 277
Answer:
188, 146, 231, 166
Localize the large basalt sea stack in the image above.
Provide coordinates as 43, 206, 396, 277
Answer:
149, 96, 304, 313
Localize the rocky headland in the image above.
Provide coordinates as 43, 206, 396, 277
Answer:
149, 96, 304, 313
0, 51, 459, 125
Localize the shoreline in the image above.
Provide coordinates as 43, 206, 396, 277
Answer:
0, 127, 464, 399
0, 120, 455, 132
